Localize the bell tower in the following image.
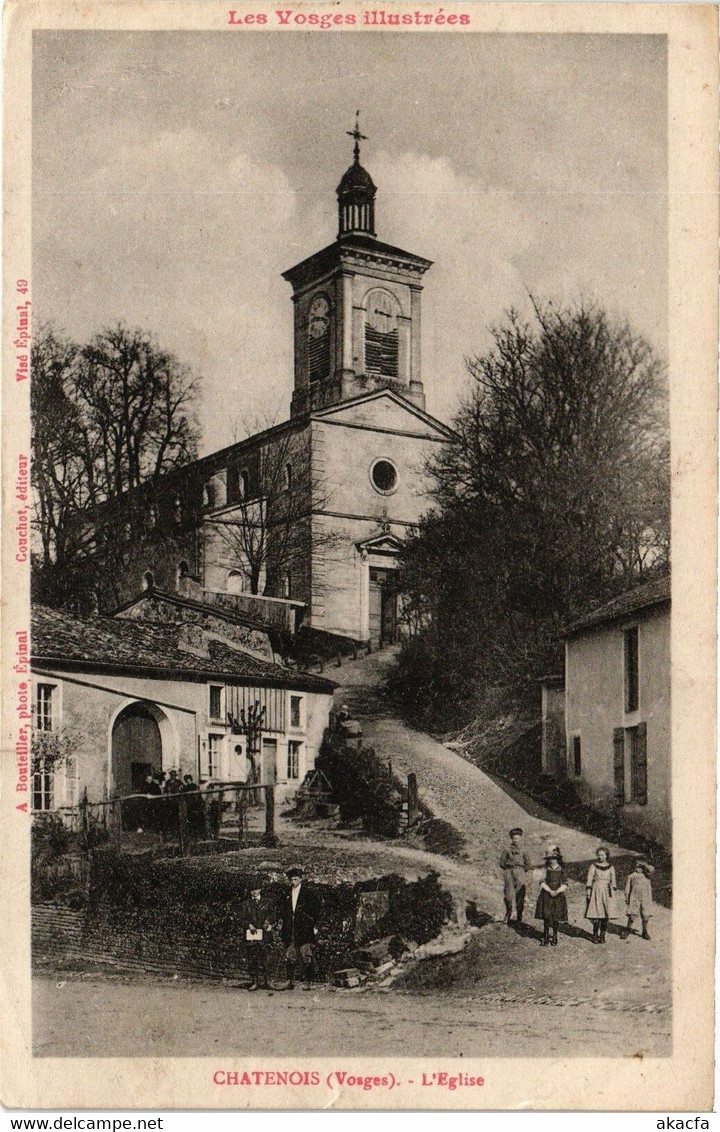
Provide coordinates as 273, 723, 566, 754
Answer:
337, 112, 377, 237
283, 115, 433, 417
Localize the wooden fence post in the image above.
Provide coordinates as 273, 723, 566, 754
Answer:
262, 785, 276, 846
407, 772, 419, 829
237, 789, 246, 849
80, 788, 89, 840
178, 796, 188, 857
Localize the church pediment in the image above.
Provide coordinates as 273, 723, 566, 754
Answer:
312, 388, 454, 441
356, 532, 406, 557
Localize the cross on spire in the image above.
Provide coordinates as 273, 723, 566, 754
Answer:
346, 110, 368, 163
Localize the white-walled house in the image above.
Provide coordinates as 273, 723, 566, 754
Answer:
563, 575, 670, 849
30, 605, 335, 813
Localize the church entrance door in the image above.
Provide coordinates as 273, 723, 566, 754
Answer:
369, 567, 397, 647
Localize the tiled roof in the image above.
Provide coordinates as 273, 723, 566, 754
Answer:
564, 574, 670, 636
31, 605, 335, 693
112, 588, 271, 634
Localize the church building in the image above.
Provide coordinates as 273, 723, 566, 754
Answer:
109, 122, 454, 647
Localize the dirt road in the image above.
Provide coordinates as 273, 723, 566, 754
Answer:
33, 973, 669, 1058
336, 648, 671, 909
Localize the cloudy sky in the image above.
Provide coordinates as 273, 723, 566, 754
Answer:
33, 31, 667, 454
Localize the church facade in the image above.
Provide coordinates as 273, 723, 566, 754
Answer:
109, 129, 453, 646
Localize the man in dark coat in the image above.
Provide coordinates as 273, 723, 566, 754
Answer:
280, 867, 321, 990
239, 882, 273, 990
163, 768, 183, 794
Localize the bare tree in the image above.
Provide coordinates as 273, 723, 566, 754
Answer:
31, 322, 200, 608
207, 421, 337, 598
31, 325, 84, 573
393, 299, 669, 725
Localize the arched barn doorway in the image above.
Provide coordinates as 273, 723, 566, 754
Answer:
112, 702, 163, 796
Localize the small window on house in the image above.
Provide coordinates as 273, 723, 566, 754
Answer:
203, 482, 215, 509
209, 685, 223, 721
572, 735, 582, 777
147, 501, 158, 530
624, 626, 639, 713
33, 765, 55, 812
36, 684, 55, 732
173, 496, 182, 524
283, 572, 292, 599
240, 469, 250, 500
287, 740, 301, 780
144, 570, 155, 591
285, 463, 293, 492
290, 695, 302, 729
206, 734, 224, 779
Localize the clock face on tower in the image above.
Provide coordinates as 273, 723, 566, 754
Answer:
308, 294, 330, 339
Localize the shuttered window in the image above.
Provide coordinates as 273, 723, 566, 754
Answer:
571, 735, 581, 777
614, 724, 648, 807
613, 727, 625, 804
629, 722, 648, 806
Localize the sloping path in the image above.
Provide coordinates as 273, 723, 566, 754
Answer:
334, 647, 668, 921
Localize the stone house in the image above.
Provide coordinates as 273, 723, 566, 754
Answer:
30, 603, 335, 813
561, 575, 671, 849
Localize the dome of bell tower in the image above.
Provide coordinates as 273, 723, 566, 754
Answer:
336, 111, 376, 237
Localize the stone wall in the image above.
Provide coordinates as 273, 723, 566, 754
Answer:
32, 863, 452, 980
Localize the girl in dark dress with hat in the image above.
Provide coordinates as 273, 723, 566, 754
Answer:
535, 851, 568, 947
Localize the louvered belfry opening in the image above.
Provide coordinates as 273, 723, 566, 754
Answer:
308, 326, 330, 382
339, 193, 375, 237
365, 323, 399, 378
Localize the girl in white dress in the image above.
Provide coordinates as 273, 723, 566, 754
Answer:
585, 846, 618, 944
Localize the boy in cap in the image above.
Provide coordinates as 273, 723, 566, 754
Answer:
280, 867, 321, 990
623, 859, 655, 940
500, 828, 532, 924
239, 880, 273, 990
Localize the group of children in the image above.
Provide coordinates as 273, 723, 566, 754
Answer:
501, 827, 655, 948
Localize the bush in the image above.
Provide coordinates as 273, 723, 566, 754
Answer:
32, 815, 72, 861
317, 732, 401, 838
412, 818, 466, 858
376, 872, 453, 945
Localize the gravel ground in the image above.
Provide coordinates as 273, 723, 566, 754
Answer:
33, 973, 669, 1059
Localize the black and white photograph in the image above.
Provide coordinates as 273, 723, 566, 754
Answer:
1, 1, 716, 1112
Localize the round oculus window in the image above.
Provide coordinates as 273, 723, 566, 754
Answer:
370, 459, 398, 494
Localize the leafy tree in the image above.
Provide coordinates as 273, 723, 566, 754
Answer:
394, 300, 669, 728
